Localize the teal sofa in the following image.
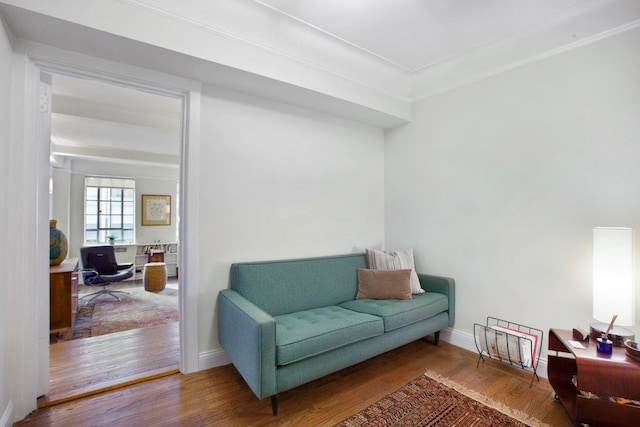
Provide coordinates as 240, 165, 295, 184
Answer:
218, 253, 455, 415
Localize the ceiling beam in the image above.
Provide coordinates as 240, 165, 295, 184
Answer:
51, 141, 180, 167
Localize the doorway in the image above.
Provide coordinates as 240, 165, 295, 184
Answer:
44, 71, 183, 405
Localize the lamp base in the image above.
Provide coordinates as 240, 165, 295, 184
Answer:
590, 323, 635, 347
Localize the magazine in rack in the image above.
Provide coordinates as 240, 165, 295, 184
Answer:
474, 317, 543, 387
491, 325, 538, 368
473, 323, 538, 368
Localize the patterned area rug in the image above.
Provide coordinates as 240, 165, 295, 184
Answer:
335, 370, 549, 427
73, 280, 178, 339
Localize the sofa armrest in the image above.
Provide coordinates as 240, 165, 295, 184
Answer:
218, 289, 277, 399
418, 273, 455, 327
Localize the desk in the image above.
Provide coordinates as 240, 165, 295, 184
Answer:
548, 328, 640, 427
49, 258, 79, 339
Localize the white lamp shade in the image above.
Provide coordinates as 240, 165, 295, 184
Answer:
593, 227, 635, 326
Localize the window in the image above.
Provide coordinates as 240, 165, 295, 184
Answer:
85, 177, 135, 243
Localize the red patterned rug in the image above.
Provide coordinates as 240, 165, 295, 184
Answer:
335, 370, 549, 427
73, 280, 178, 339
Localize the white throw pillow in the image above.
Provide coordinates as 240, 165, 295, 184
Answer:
366, 248, 424, 294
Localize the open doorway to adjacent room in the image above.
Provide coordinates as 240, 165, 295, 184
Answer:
44, 72, 183, 407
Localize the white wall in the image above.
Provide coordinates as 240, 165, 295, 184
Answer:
7, 6, 637, 420
197, 85, 385, 353
385, 27, 640, 356
60, 160, 179, 258
51, 167, 71, 240
0, 13, 12, 427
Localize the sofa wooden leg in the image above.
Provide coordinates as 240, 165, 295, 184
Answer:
271, 395, 278, 416
421, 331, 440, 345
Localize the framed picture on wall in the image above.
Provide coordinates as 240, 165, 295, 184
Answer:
142, 194, 171, 226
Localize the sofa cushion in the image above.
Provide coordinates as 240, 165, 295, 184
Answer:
339, 292, 448, 332
366, 248, 424, 294
274, 306, 383, 366
230, 254, 367, 316
356, 268, 412, 300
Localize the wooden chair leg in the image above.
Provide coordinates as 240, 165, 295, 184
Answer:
271, 395, 278, 416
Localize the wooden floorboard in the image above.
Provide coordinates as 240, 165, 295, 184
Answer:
38, 322, 180, 408
19, 339, 575, 426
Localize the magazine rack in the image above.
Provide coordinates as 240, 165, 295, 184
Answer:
473, 317, 543, 387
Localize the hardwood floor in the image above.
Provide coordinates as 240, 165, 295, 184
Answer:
39, 322, 179, 408
18, 339, 575, 426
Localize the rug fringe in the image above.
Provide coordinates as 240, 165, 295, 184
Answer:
423, 370, 551, 427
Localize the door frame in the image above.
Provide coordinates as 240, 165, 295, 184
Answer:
19, 42, 202, 397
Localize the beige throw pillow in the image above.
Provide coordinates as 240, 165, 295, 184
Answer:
356, 268, 412, 300
366, 248, 424, 294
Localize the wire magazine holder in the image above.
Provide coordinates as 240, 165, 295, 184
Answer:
473, 317, 543, 387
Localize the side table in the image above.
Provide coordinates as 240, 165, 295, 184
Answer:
49, 258, 79, 339
548, 328, 640, 427
143, 262, 167, 292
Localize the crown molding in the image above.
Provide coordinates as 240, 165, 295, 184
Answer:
3, 0, 639, 127
0, 7, 13, 48
0, 0, 411, 128
410, 0, 640, 101
118, 0, 410, 96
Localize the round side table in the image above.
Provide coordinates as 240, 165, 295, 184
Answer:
143, 262, 167, 292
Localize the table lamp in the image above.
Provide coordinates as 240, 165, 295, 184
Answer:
591, 227, 635, 346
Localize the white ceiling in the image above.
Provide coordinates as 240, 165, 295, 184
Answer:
50, 74, 183, 167
255, 0, 586, 71
10, 0, 631, 166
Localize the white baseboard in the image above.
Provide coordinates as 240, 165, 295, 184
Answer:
197, 327, 548, 379
440, 326, 548, 379
198, 348, 231, 371
1, 401, 13, 427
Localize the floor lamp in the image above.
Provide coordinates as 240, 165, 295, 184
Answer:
591, 227, 635, 346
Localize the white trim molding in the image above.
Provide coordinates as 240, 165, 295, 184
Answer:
2, 0, 640, 128
198, 349, 231, 372
201, 328, 549, 381
0, 0, 411, 128
441, 327, 548, 380
10, 39, 202, 419
410, 4, 640, 101
0, 401, 13, 427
